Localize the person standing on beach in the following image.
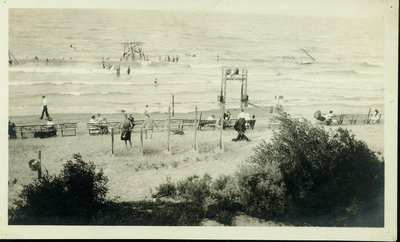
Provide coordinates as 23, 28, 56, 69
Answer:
237, 108, 246, 119
121, 113, 133, 148
324, 111, 334, 125
8, 121, 17, 139
127, 66, 131, 75
116, 65, 121, 76
250, 115, 256, 130
128, 113, 136, 128
144, 104, 149, 117
370, 109, 380, 124
143, 113, 154, 139
40, 96, 50, 120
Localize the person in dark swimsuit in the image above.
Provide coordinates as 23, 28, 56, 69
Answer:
121, 113, 133, 147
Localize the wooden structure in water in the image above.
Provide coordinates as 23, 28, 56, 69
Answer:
8, 50, 19, 65
282, 48, 316, 65
218, 67, 249, 109
217, 67, 249, 149
121, 42, 147, 61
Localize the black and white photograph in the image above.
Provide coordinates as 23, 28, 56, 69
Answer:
1, 0, 397, 240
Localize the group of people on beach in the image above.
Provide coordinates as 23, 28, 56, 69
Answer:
159, 55, 179, 62
232, 109, 253, 142
120, 108, 155, 148
205, 109, 254, 142
101, 57, 113, 70
314, 109, 381, 125
89, 113, 109, 134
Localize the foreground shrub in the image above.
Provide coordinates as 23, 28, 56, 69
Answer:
238, 112, 384, 225
154, 174, 241, 225
9, 154, 109, 224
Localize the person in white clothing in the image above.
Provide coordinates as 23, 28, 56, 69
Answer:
370, 109, 380, 124
46, 117, 57, 130
40, 95, 50, 120
90, 116, 96, 123
237, 108, 247, 119
324, 111, 334, 125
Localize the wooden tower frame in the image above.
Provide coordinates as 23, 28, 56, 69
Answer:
218, 67, 249, 109
121, 42, 146, 61
217, 67, 249, 150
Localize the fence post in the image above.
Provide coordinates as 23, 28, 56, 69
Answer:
366, 108, 371, 124
172, 94, 175, 117
194, 106, 198, 151
111, 127, 114, 154
167, 106, 171, 153
38, 149, 42, 179
140, 127, 144, 156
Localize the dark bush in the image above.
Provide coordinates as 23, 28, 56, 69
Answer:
238, 112, 384, 225
176, 174, 213, 203
9, 153, 109, 224
154, 174, 241, 225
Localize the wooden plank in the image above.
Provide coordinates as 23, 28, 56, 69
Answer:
59, 122, 78, 137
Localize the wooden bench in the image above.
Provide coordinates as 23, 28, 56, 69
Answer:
86, 122, 113, 135
198, 120, 216, 130
59, 122, 78, 137
107, 121, 123, 133
367, 113, 382, 124
17, 124, 57, 139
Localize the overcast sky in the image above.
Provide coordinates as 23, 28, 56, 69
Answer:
7, 0, 394, 17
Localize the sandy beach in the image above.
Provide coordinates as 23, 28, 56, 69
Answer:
8, 109, 384, 208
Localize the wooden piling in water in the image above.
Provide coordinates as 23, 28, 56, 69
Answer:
366, 108, 371, 124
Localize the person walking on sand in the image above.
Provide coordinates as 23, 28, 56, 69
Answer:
121, 113, 133, 148
143, 113, 154, 139
40, 96, 50, 120
127, 66, 131, 75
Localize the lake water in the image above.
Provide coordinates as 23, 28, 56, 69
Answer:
9, 9, 385, 116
